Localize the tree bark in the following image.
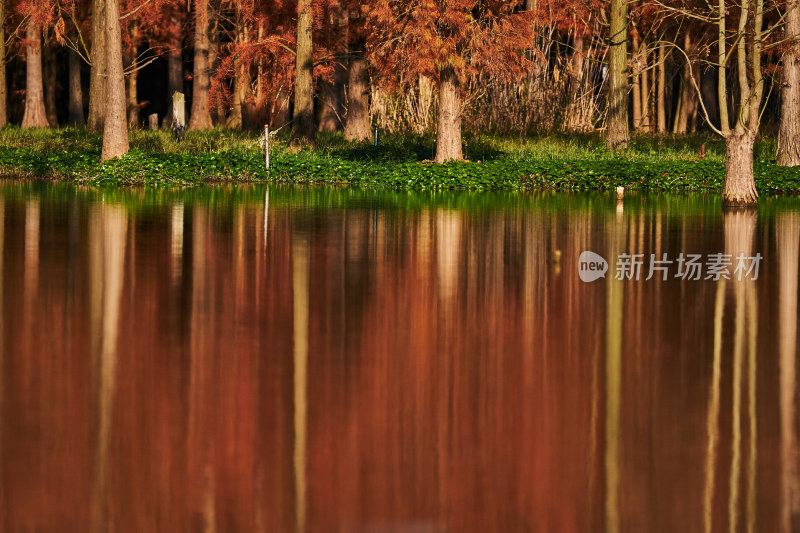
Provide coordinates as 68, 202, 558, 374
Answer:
21, 22, 49, 128
657, 40, 666, 133
87, 0, 107, 133
606, 0, 629, 149
435, 66, 463, 163
565, 35, 588, 133
632, 32, 641, 131
101, 0, 129, 160
344, 51, 371, 141
188, 0, 213, 130
778, 0, 800, 166
640, 44, 651, 132
318, 67, 346, 133
163, 13, 183, 127
0, 0, 7, 128
290, 0, 315, 149
44, 44, 58, 127
68, 42, 86, 126
126, 26, 139, 127
723, 127, 758, 207
674, 34, 693, 134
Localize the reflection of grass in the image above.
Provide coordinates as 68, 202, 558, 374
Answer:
0, 126, 798, 194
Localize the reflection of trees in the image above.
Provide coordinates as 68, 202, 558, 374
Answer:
778, 213, 800, 533
703, 210, 760, 533
292, 229, 309, 533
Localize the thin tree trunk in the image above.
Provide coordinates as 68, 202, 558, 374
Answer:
723, 127, 758, 207
717, 0, 730, 134
435, 66, 463, 163
674, 34, 692, 134
344, 51, 371, 141
641, 44, 651, 132
606, 0, 629, 149
565, 35, 587, 133
101, 0, 129, 160
778, 0, 800, 165
21, 22, 49, 128
68, 41, 85, 126
208, 25, 225, 125
632, 32, 642, 131
44, 44, 58, 127
126, 35, 139, 127
0, 0, 6, 127
290, 0, 315, 149
657, 40, 666, 133
164, 13, 183, 127
87, 0, 107, 133
188, 0, 213, 130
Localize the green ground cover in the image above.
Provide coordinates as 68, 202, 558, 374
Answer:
1, 126, 800, 195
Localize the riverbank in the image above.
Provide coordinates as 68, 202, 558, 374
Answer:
2, 127, 800, 194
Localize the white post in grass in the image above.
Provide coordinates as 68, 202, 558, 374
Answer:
265, 125, 270, 169
374, 127, 378, 147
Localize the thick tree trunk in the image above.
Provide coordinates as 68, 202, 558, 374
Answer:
632, 33, 641, 131
21, 23, 49, 128
435, 66, 463, 163
44, 44, 58, 127
344, 52, 371, 141
188, 0, 213, 130
723, 128, 758, 207
318, 67, 345, 133
606, 0, 629, 149
87, 0, 107, 133
101, 0, 129, 160
290, 0, 315, 149
657, 41, 666, 133
778, 0, 800, 166
0, 0, 7, 127
68, 45, 85, 126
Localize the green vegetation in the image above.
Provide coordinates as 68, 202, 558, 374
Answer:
2, 127, 800, 195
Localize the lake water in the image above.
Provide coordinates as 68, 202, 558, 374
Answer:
0, 181, 798, 532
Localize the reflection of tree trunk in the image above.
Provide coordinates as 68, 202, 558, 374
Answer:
778, 213, 800, 532
605, 208, 624, 533
171, 202, 184, 286
91, 204, 128, 533
292, 230, 309, 533
436, 210, 461, 303
703, 278, 725, 533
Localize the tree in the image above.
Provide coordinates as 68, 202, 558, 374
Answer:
777, 0, 800, 166
606, 0, 629, 148
0, 0, 7, 127
290, 0, 315, 149
21, 21, 49, 128
87, 0, 106, 132
101, 0, 129, 159
188, 0, 213, 130
67, 28, 85, 126
369, 0, 532, 163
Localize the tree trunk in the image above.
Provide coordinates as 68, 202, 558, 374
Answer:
164, 13, 183, 127
44, 44, 58, 127
778, 0, 800, 166
640, 45, 651, 132
290, 0, 315, 149
435, 66, 463, 163
657, 40, 666, 133
723, 127, 758, 207
632, 32, 641, 131
68, 43, 85, 126
674, 34, 693, 134
565, 35, 587, 133
318, 67, 345, 133
188, 0, 213, 130
87, 0, 107, 133
127, 63, 139, 127
0, 0, 7, 128
606, 0, 629, 149
101, 0, 129, 160
21, 22, 49, 128
344, 51, 371, 141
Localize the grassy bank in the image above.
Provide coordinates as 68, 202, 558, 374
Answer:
2, 126, 800, 194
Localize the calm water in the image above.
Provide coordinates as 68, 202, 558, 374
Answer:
0, 181, 798, 532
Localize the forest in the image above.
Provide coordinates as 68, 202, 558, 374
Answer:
0, 0, 799, 205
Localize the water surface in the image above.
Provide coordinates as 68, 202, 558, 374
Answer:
0, 182, 798, 532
